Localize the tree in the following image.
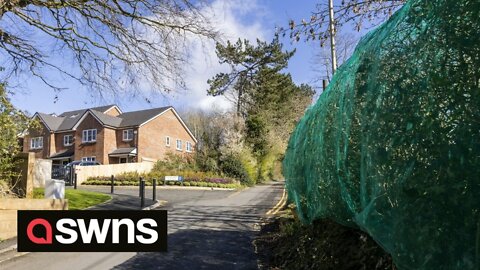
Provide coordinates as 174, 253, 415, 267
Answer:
0, 84, 31, 196
208, 37, 315, 182
313, 31, 357, 84
280, 0, 405, 84
0, 0, 218, 96
282, 0, 405, 44
207, 37, 295, 116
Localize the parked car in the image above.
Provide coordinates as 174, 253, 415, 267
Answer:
64, 160, 101, 185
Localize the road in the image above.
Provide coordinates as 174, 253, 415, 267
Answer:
0, 182, 284, 270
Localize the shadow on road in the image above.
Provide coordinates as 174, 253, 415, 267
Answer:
113, 229, 257, 270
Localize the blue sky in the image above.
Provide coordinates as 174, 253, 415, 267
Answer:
9, 1, 348, 115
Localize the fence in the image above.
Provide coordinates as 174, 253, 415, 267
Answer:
75, 162, 155, 185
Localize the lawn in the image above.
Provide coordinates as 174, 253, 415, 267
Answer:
33, 188, 111, 210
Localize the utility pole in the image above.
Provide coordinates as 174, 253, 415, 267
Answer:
328, 0, 338, 75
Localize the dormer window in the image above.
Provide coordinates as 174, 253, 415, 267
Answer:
123, 129, 134, 141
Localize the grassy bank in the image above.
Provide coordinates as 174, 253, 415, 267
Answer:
33, 188, 111, 210
254, 207, 395, 270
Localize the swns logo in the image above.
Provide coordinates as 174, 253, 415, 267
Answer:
17, 210, 167, 252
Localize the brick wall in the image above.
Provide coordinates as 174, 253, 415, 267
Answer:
74, 113, 106, 164
115, 128, 137, 149
138, 109, 195, 161
54, 131, 75, 154
23, 123, 51, 159
103, 127, 117, 165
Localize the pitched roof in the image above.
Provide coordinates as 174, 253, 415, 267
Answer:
49, 149, 75, 159
36, 113, 64, 131
90, 110, 123, 127
109, 147, 137, 156
56, 105, 117, 131
32, 105, 196, 142
117, 107, 171, 127
58, 105, 116, 118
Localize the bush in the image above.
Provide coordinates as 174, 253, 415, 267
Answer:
221, 153, 254, 186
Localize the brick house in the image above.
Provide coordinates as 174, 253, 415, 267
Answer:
22, 105, 196, 165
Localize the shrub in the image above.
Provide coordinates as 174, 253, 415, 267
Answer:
221, 153, 254, 186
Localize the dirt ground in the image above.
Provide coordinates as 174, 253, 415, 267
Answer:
254, 209, 396, 270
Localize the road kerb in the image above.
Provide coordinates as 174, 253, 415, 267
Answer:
142, 200, 167, 210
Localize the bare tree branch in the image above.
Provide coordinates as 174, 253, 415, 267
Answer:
0, 0, 219, 98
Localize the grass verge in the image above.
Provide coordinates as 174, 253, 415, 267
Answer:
254, 206, 395, 270
33, 188, 111, 210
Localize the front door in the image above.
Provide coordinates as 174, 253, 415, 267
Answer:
119, 157, 127, 163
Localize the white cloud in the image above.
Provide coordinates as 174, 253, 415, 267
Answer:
166, 0, 270, 112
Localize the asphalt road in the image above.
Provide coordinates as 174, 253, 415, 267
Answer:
0, 182, 284, 270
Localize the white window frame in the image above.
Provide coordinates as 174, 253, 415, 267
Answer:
30, 137, 43, 149
81, 156, 96, 162
64, 135, 74, 146
82, 129, 97, 143
186, 142, 192, 152
165, 136, 170, 147
176, 139, 182, 151
123, 129, 134, 141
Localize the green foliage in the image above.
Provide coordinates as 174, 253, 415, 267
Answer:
0, 84, 31, 195
153, 153, 196, 172
205, 37, 315, 185
33, 188, 111, 210
220, 153, 253, 186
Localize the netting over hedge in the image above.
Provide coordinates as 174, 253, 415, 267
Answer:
283, 1, 480, 269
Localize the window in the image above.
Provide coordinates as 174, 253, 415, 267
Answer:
64, 135, 74, 146
30, 137, 43, 149
186, 142, 193, 152
123, 129, 134, 141
82, 129, 97, 143
165, 136, 170, 146
176, 139, 182, 151
82, 156, 96, 162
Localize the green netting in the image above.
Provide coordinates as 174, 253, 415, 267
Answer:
283, 1, 480, 269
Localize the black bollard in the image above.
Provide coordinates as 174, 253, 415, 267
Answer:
152, 179, 157, 201
139, 177, 143, 197
140, 178, 146, 208
110, 175, 114, 194
74, 173, 77, 189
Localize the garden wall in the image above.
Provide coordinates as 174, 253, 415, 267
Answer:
0, 198, 68, 240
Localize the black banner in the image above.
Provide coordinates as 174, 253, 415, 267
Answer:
17, 210, 167, 252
